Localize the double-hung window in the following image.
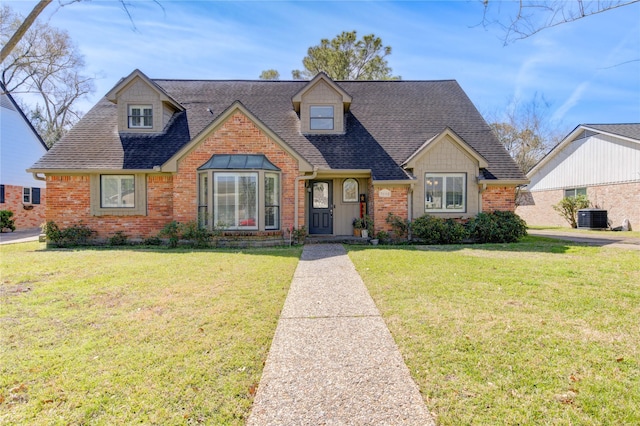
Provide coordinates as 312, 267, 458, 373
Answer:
425, 173, 466, 213
264, 173, 280, 230
128, 105, 153, 128
22, 187, 41, 204
310, 106, 334, 130
101, 175, 135, 208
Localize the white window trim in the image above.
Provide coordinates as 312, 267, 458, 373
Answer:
425, 173, 466, 213
128, 104, 153, 129
23, 187, 32, 204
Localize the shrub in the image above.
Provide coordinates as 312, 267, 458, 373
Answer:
109, 231, 129, 246
386, 213, 410, 242
292, 226, 307, 245
467, 211, 527, 243
43, 221, 95, 247
375, 230, 390, 244
0, 210, 16, 232
180, 220, 212, 248
412, 215, 467, 244
553, 195, 590, 228
143, 235, 162, 246
158, 221, 180, 248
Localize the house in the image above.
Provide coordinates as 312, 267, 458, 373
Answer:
28, 70, 526, 244
516, 124, 640, 229
1, 83, 48, 230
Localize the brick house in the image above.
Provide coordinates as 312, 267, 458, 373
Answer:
517, 124, 640, 229
28, 70, 526, 243
1, 83, 48, 230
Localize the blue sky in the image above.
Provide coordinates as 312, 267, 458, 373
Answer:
8, 0, 640, 134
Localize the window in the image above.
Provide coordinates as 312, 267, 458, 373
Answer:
198, 173, 209, 227
564, 187, 587, 198
214, 172, 258, 229
128, 105, 153, 128
265, 173, 280, 230
425, 173, 466, 212
23, 187, 31, 204
101, 175, 135, 208
343, 178, 359, 203
310, 106, 334, 130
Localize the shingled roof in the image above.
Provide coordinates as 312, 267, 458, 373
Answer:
30, 77, 526, 182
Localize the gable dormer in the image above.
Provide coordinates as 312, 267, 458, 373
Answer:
106, 69, 184, 133
292, 73, 352, 135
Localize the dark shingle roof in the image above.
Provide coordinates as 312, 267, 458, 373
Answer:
30, 78, 526, 181
584, 123, 640, 141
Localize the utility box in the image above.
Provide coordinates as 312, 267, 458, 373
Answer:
578, 209, 608, 229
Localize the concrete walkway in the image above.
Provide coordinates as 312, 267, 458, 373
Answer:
248, 244, 434, 425
527, 229, 640, 250
0, 227, 41, 245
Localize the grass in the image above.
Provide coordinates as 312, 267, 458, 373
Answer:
1, 242, 301, 425
348, 237, 640, 425
528, 226, 640, 239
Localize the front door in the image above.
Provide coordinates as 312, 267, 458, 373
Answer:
309, 181, 333, 234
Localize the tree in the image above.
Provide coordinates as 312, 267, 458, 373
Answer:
259, 69, 280, 80
290, 30, 399, 80
488, 94, 564, 174
481, 0, 640, 45
553, 195, 590, 228
1, 5, 94, 147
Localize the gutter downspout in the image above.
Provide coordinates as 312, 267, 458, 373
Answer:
294, 167, 318, 229
32, 172, 46, 181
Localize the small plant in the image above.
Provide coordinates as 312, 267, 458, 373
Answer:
466, 211, 527, 243
412, 215, 467, 244
352, 217, 364, 229
375, 230, 390, 244
553, 195, 590, 228
0, 210, 16, 232
143, 235, 162, 246
386, 212, 410, 242
109, 231, 129, 246
292, 226, 307, 245
158, 221, 180, 248
180, 220, 212, 248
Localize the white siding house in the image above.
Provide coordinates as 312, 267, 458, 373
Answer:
0, 84, 48, 230
516, 124, 640, 229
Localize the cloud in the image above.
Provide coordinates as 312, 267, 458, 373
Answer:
552, 81, 589, 123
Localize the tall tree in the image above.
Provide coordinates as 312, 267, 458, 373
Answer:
488, 94, 565, 174
1, 5, 94, 147
481, 0, 640, 45
290, 30, 399, 80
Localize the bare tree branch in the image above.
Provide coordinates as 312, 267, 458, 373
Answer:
0, 0, 51, 63
481, 0, 640, 45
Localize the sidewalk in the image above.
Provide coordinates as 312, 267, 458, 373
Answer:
248, 244, 434, 425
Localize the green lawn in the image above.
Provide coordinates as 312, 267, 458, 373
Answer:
349, 237, 640, 425
1, 242, 301, 425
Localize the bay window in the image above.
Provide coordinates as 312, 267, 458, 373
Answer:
198, 154, 281, 231
425, 173, 466, 213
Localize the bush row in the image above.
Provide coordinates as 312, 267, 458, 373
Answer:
386, 211, 527, 244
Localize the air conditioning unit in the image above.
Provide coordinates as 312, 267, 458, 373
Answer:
578, 209, 608, 229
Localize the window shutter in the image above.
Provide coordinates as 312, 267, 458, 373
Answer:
0, 184, 4, 203
32, 187, 41, 204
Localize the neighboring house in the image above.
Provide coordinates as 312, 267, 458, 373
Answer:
517, 124, 640, 229
28, 70, 526, 243
1, 83, 48, 230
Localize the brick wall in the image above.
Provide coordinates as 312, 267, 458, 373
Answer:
371, 184, 409, 234
174, 111, 301, 232
517, 182, 640, 229
45, 174, 174, 239
482, 186, 516, 212
0, 184, 46, 230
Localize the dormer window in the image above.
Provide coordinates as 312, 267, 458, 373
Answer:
310, 106, 334, 130
128, 105, 153, 128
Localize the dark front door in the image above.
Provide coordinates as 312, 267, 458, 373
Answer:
309, 181, 333, 234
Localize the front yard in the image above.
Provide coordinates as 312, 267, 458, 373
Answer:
349, 237, 640, 425
0, 242, 301, 425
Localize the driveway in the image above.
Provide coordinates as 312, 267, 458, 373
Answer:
0, 228, 41, 245
528, 229, 640, 250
